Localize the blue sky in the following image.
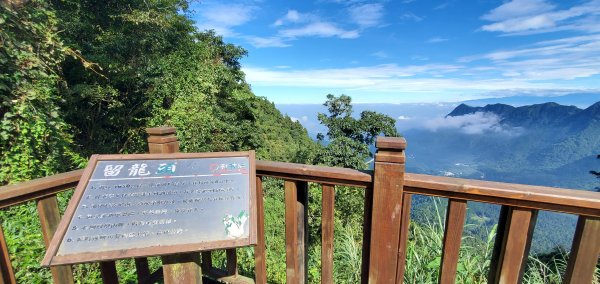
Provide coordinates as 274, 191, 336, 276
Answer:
189, 0, 600, 104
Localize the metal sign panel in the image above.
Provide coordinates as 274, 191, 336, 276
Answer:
43, 151, 256, 266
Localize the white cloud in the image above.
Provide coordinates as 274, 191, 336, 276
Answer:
480, 0, 600, 34
244, 36, 291, 48
371, 51, 388, 59
481, 0, 555, 22
400, 12, 423, 22
349, 3, 384, 28
195, 3, 257, 36
460, 33, 600, 80
397, 115, 411, 120
435, 2, 452, 10
243, 64, 566, 94
424, 112, 522, 135
274, 10, 309, 26
427, 37, 448, 43
279, 22, 359, 39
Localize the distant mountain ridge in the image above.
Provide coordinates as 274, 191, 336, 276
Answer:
404, 101, 600, 253
405, 100, 600, 189
462, 93, 600, 108
447, 102, 600, 128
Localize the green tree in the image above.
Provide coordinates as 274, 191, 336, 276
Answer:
316, 94, 399, 169
0, 1, 83, 184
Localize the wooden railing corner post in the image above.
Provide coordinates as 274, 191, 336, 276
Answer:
146, 127, 203, 284
367, 136, 407, 284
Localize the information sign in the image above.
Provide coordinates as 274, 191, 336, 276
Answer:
42, 151, 256, 266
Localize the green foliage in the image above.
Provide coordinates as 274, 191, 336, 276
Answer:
1, 0, 318, 282
316, 94, 398, 169
0, 1, 83, 184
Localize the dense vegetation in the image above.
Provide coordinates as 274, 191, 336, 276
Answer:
1, 1, 598, 283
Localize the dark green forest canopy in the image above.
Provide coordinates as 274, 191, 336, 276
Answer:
0, 0, 323, 185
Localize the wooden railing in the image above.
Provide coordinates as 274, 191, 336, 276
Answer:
0, 127, 598, 284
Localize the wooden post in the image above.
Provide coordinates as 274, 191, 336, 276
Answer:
37, 195, 75, 284
368, 137, 406, 284
564, 216, 600, 284
147, 127, 203, 284
284, 180, 308, 284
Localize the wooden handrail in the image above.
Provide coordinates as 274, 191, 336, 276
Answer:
256, 160, 372, 187
404, 173, 600, 217
1, 164, 599, 217
0, 169, 83, 209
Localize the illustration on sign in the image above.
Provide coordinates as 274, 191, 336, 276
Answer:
223, 210, 249, 238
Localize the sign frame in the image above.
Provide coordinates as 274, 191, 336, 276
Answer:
42, 151, 256, 266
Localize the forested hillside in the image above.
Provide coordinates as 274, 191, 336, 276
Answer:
0, 1, 321, 282
1, 0, 317, 187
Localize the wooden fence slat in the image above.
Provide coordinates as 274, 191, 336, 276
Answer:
100, 261, 119, 284
563, 216, 600, 284
360, 185, 373, 284
284, 180, 308, 284
395, 193, 412, 284
0, 223, 15, 284
488, 206, 537, 284
321, 184, 335, 284
438, 199, 467, 284
37, 195, 74, 284
135, 258, 151, 284
254, 177, 267, 284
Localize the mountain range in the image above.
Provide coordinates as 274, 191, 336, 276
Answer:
404, 101, 600, 253
276, 97, 600, 252
407, 101, 600, 189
